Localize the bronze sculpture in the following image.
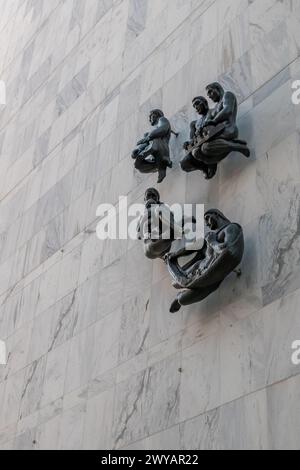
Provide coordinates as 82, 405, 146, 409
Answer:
132, 110, 175, 183
181, 96, 218, 179
137, 188, 201, 260
137, 188, 175, 259
181, 83, 250, 179
165, 209, 244, 313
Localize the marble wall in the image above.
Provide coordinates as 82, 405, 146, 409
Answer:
0, 0, 299, 450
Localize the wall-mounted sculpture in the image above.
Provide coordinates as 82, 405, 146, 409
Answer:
137, 188, 174, 259
181, 83, 250, 179
137, 188, 201, 259
165, 209, 244, 313
132, 109, 176, 184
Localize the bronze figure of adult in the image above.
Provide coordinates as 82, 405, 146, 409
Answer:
165, 209, 244, 313
181, 96, 218, 179
132, 109, 173, 184
137, 188, 175, 259
137, 188, 200, 260
181, 83, 250, 179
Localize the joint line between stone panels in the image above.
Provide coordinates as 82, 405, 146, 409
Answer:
1, 4, 296, 213
116, 371, 300, 450
0, 8, 17, 37
0, 0, 218, 160
0, 190, 94, 300
0, 233, 82, 310
0, 0, 113, 133
0, 70, 121, 206
180, 371, 300, 431
0, 0, 47, 37
0, 0, 219, 202
0, 0, 65, 77
0, 91, 101, 205
0, 212, 125, 323
0, 0, 218, 135
116, 0, 220, 95
236, 55, 299, 110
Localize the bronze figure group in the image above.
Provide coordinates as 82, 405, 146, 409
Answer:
132, 82, 250, 183
133, 83, 249, 312
181, 83, 250, 179
165, 209, 244, 313
131, 109, 175, 183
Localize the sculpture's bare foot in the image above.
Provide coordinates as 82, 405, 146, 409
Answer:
157, 168, 167, 183
234, 143, 250, 158
172, 281, 182, 289
241, 147, 250, 158
163, 253, 169, 263
170, 299, 182, 313
204, 165, 217, 180
234, 268, 242, 277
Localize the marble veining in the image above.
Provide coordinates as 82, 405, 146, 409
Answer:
0, 0, 299, 450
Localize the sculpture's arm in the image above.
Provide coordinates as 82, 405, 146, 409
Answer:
222, 224, 241, 244
165, 246, 193, 262
208, 92, 236, 125
157, 205, 177, 235
206, 231, 219, 250
190, 120, 197, 139
136, 215, 143, 240
183, 121, 197, 150
136, 213, 149, 240
147, 117, 171, 140
208, 224, 240, 251
166, 239, 206, 262
137, 132, 150, 145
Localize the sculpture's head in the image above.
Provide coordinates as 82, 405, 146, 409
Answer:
204, 209, 230, 230
206, 82, 224, 103
144, 187, 160, 206
192, 96, 209, 116
149, 109, 164, 126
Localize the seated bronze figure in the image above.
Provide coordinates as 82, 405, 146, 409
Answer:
137, 188, 175, 259
165, 209, 244, 313
137, 188, 200, 260
181, 83, 250, 179
132, 110, 175, 184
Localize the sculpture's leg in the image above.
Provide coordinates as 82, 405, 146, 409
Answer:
144, 240, 172, 259
132, 143, 148, 159
131, 148, 139, 159
134, 156, 146, 171
153, 144, 172, 183
204, 163, 217, 179
156, 154, 172, 183
185, 150, 217, 179
180, 153, 210, 174
140, 145, 154, 159
200, 139, 250, 164
231, 140, 250, 157
150, 139, 172, 169
157, 165, 167, 183
134, 156, 157, 173
170, 282, 222, 313
196, 141, 230, 164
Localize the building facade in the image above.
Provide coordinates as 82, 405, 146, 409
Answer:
0, 0, 300, 450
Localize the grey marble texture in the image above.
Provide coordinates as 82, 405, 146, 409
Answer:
0, 0, 299, 450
